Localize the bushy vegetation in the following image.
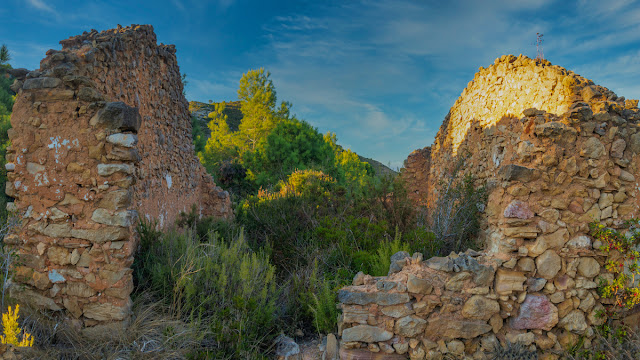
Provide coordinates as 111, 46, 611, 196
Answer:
560, 219, 640, 359
197, 68, 373, 197
134, 224, 277, 358
487, 340, 537, 360
0, 57, 491, 359
430, 154, 486, 254
162, 68, 486, 358
0, 44, 14, 218
0, 305, 34, 347
564, 328, 640, 360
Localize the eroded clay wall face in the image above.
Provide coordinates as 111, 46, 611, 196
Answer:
5, 25, 231, 333
339, 55, 640, 358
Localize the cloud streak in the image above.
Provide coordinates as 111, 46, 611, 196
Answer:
249, 0, 640, 168
26, 0, 58, 15
16, 0, 634, 168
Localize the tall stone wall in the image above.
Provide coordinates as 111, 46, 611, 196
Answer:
401, 147, 431, 208
4, 25, 232, 333
405, 54, 640, 254
341, 55, 640, 358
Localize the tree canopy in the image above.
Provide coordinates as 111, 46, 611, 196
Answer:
198, 68, 373, 194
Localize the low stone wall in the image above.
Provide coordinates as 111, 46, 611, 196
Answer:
4, 25, 232, 334
339, 246, 608, 359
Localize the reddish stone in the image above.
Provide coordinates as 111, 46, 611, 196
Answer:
503, 200, 534, 219
511, 294, 558, 331
568, 200, 584, 214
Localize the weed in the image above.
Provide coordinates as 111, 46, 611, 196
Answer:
0, 305, 33, 347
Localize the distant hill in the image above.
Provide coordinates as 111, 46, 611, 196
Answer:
358, 155, 397, 177
189, 100, 243, 132
189, 100, 396, 177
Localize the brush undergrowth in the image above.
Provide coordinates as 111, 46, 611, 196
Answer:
134, 224, 277, 359
15, 293, 199, 360
0, 161, 488, 359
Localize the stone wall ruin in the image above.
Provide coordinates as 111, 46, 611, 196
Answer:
343, 55, 640, 359
4, 25, 232, 333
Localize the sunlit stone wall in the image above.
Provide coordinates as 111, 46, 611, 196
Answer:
4, 25, 231, 335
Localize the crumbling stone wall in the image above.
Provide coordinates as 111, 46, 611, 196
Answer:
401, 147, 430, 208
339, 248, 608, 359
411, 54, 640, 254
341, 55, 640, 358
4, 25, 231, 333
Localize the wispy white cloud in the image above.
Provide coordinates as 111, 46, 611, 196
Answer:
572, 49, 640, 96
3, 41, 54, 70
26, 0, 58, 15
252, 0, 640, 166
188, 70, 242, 103
172, 0, 186, 12
271, 15, 329, 31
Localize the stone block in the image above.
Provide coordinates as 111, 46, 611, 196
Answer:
558, 310, 588, 333
424, 316, 492, 340
495, 269, 526, 295
106, 133, 138, 148
77, 87, 104, 102
97, 163, 134, 176
424, 256, 453, 272
395, 315, 427, 337
462, 295, 499, 320
90, 102, 142, 132
536, 250, 561, 279
91, 209, 137, 227
407, 274, 433, 294
577, 257, 600, 278
98, 189, 132, 210
511, 294, 558, 331
22, 77, 62, 90
580, 137, 605, 159
341, 325, 393, 343
83, 300, 131, 321
71, 226, 129, 243
380, 303, 414, 318
500, 164, 537, 182
338, 290, 410, 306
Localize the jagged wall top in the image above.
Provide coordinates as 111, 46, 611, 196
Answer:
433, 54, 620, 156
59, 25, 163, 51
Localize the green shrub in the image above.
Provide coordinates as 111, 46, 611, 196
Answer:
234, 168, 442, 340
308, 262, 340, 334
243, 119, 339, 187
133, 224, 277, 359
176, 205, 237, 242
590, 220, 640, 312
370, 229, 411, 276
430, 155, 486, 254
562, 325, 639, 360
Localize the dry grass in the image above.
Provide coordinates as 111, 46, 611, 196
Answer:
561, 328, 640, 360
13, 293, 202, 360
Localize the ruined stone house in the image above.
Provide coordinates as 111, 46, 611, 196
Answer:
4, 25, 232, 335
340, 54, 640, 359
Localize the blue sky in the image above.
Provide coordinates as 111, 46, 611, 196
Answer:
1, 0, 640, 168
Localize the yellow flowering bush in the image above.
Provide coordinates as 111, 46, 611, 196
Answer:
0, 305, 34, 347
